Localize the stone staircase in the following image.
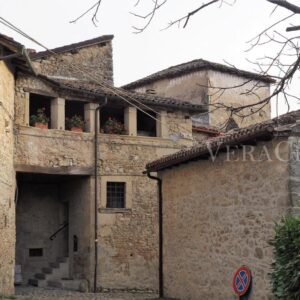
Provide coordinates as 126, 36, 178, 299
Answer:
28, 257, 86, 291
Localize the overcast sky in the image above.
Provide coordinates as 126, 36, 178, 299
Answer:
0, 0, 299, 116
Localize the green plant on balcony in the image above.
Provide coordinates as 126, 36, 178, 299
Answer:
30, 107, 49, 129
103, 117, 125, 134
65, 115, 85, 132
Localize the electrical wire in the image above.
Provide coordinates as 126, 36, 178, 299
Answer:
0, 16, 198, 138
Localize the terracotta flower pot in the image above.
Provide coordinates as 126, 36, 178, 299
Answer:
71, 127, 83, 132
34, 122, 48, 129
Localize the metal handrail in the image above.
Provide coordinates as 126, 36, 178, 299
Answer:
49, 221, 69, 241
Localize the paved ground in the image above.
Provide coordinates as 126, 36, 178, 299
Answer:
4, 286, 159, 300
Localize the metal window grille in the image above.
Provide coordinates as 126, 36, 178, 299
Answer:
106, 182, 125, 208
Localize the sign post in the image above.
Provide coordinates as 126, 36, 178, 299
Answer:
232, 266, 252, 299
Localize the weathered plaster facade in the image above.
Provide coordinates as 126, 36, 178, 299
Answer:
0, 60, 16, 295
127, 67, 271, 128
157, 139, 291, 300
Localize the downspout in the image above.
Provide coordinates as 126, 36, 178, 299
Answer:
147, 171, 164, 298
94, 96, 107, 293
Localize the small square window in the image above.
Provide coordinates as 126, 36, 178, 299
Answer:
106, 182, 126, 208
29, 248, 43, 257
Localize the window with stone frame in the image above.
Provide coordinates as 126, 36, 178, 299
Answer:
137, 110, 157, 137
106, 182, 126, 208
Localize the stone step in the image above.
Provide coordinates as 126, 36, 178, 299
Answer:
35, 273, 46, 280
42, 267, 53, 274
28, 278, 47, 288
47, 279, 87, 292
49, 262, 60, 268
28, 278, 38, 287
57, 256, 68, 263
48, 280, 63, 288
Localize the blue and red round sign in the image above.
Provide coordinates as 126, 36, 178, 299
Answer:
232, 266, 252, 297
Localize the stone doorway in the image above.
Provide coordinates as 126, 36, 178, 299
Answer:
15, 173, 93, 288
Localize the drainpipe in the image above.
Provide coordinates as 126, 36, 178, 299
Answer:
94, 96, 107, 293
147, 172, 164, 298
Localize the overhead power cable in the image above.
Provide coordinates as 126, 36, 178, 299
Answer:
0, 16, 197, 139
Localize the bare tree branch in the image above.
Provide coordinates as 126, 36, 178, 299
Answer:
266, 0, 300, 14
162, 0, 221, 30
70, 0, 102, 26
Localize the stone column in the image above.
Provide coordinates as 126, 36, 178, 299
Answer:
51, 98, 65, 130
84, 103, 99, 133
156, 110, 168, 138
124, 107, 137, 136
24, 92, 30, 126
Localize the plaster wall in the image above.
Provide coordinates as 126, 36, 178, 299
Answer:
160, 139, 290, 300
207, 70, 271, 128
131, 70, 271, 128
0, 61, 15, 295
134, 71, 208, 106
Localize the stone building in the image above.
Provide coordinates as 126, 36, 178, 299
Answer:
0, 30, 275, 297
0, 32, 207, 295
145, 110, 300, 300
123, 59, 274, 128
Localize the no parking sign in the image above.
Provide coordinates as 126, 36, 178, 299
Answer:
233, 266, 252, 297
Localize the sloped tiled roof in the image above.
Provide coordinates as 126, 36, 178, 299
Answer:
123, 59, 275, 89
31, 35, 114, 59
42, 76, 206, 112
146, 110, 300, 172
0, 33, 32, 73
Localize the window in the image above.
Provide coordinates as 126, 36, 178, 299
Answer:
65, 100, 85, 131
106, 182, 126, 208
100, 106, 125, 134
29, 248, 43, 257
137, 110, 156, 137
29, 93, 51, 128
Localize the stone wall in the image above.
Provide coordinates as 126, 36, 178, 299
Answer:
159, 138, 291, 300
96, 135, 187, 291
14, 122, 192, 291
15, 126, 93, 169
16, 180, 67, 284
32, 41, 113, 84
63, 177, 94, 284
0, 61, 16, 295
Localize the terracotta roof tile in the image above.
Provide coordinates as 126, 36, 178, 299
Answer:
31, 35, 114, 59
146, 110, 300, 172
41, 76, 206, 112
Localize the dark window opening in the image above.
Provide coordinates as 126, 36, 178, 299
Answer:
73, 235, 78, 252
29, 248, 43, 257
100, 107, 125, 135
106, 182, 125, 208
65, 100, 85, 131
29, 94, 51, 128
137, 110, 156, 137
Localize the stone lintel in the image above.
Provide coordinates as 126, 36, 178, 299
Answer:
14, 164, 93, 176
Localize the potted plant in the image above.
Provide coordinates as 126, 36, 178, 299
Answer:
30, 108, 49, 129
65, 115, 84, 132
103, 117, 125, 135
